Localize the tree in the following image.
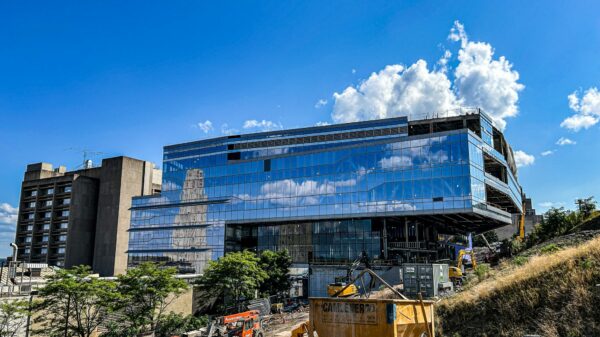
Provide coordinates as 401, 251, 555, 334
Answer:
259, 249, 292, 297
155, 313, 208, 337
195, 251, 267, 312
114, 262, 188, 336
0, 300, 29, 337
34, 265, 118, 337
576, 196, 597, 219
473, 231, 499, 247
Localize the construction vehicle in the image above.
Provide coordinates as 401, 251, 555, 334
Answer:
326, 251, 370, 297
293, 268, 436, 337
193, 310, 264, 337
448, 249, 477, 286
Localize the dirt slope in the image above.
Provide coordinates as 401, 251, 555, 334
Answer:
436, 236, 600, 337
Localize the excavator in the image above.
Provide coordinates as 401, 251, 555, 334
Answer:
448, 248, 477, 286
326, 251, 371, 297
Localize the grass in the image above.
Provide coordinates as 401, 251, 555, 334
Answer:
436, 236, 600, 337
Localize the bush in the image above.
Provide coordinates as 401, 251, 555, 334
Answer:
474, 264, 490, 282
512, 256, 528, 266
155, 313, 208, 337
540, 243, 561, 255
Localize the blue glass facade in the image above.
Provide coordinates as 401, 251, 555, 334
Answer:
127, 112, 522, 274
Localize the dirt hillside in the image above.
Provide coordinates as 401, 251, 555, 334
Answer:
436, 236, 600, 337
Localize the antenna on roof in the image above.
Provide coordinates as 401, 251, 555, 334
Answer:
66, 148, 105, 169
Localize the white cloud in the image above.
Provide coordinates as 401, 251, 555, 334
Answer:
220, 123, 238, 135
243, 119, 283, 131
196, 120, 213, 134
379, 155, 413, 170
332, 61, 458, 123
539, 201, 565, 209
452, 22, 524, 130
541, 150, 554, 156
260, 179, 335, 206
561, 88, 600, 131
513, 150, 535, 167
314, 99, 328, 109
331, 21, 523, 131
315, 121, 330, 126
0, 203, 18, 227
556, 137, 576, 146
352, 69, 357, 74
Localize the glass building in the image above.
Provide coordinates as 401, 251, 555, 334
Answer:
127, 109, 522, 275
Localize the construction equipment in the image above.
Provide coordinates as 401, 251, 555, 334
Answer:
293, 268, 436, 337
326, 251, 370, 297
196, 310, 264, 337
448, 249, 477, 286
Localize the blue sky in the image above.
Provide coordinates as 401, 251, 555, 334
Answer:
1, 1, 600, 257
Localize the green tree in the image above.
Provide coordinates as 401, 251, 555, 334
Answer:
259, 249, 292, 297
34, 265, 118, 337
196, 251, 267, 312
155, 313, 208, 337
576, 196, 597, 219
473, 231, 499, 247
0, 300, 29, 337
114, 262, 188, 336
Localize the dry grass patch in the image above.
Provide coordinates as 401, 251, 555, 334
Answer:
436, 236, 600, 337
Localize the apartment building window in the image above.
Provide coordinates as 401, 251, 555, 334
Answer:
26, 190, 37, 197
64, 186, 72, 193
41, 248, 48, 254
43, 212, 51, 219
58, 247, 65, 254
59, 235, 67, 242
24, 248, 30, 254
60, 210, 69, 217
45, 188, 54, 195
58, 222, 68, 229
25, 237, 32, 243
62, 198, 71, 205
42, 236, 49, 242
24, 225, 33, 231
42, 224, 50, 230
26, 202, 35, 208
25, 213, 34, 220
43, 200, 53, 207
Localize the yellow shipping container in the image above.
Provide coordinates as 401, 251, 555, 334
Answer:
309, 297, 435, 337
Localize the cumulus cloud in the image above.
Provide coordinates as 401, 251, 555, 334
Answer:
196, 120, 213, 133
314, 99, 328, 109
539, 201, 565, 209
220, 123, 238, 135
331, 21, 524, 130
561, 88, 600, 131
0, 203, 18, 235
315, 121, 330, 126
453, 27, 524, 130
379, 155, 413, 170
556, 137, 576, 146
243, 119, 283, 131
541, 150, 554, 156
332, 61, 458, 123
513, 150, 535, 167
260, 179, 334, 206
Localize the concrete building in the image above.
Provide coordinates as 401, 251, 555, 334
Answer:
14, 156, 161, 276
126, 109, 524, 295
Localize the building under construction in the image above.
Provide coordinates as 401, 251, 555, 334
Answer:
127, 109, 523, 295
